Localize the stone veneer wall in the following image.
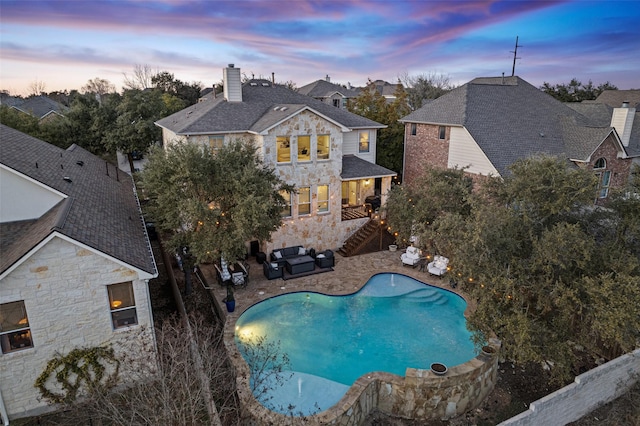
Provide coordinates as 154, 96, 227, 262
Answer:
224, 319, 500, 425
0, 237, 154, 420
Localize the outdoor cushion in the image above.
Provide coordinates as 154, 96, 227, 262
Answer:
274, 250, 282, 259
298, 247, 306, 255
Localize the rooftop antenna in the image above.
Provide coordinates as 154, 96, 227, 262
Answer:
511, 36, 522, 77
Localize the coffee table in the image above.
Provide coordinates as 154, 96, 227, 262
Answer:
285, 255, 315, 275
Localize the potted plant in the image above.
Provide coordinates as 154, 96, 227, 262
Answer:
481, 345, 496, 356
223, 285, 235, 313
430, 362, 447, 375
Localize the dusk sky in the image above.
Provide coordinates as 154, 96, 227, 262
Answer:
1, 0, 639, 96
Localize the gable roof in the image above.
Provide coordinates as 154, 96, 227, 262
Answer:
594, 90, 640, 109
0, 125, 157, 277
12, 96, 68, 119
400, 76, 619, 175
298, 79, 359, 99
156, 79, 384, 136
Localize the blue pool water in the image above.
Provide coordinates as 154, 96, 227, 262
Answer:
235, 273, 477, 416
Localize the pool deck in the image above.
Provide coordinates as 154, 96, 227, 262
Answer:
200, 248, 472, 322
197, 249, 488, 424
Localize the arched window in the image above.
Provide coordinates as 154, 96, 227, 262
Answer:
593, 158, 610, 199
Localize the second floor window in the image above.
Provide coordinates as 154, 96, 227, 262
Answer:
359, 131, 370, 153
438, 126, 446, 140
317, 135, 330, 160
277, 136, 291, 163
108, 282, 138, 329
298, 187, 311, 215
0, 300, 33, 354
411, 123, 417, 135
298, 135, 311, 162
317, 185, 329, 213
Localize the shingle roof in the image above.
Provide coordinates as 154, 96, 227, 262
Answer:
13, 96, 68, 119
400, 76, 614, 175
595, 90, 640, 109
156, 79, 384, 135
0, 125, 157, 276
341, 155, 396, 180
298, 79, 359, 98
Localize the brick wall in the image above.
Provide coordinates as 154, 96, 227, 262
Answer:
586, 134, 632, 206
403, 123, 449, 185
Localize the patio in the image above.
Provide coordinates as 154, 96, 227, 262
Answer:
198, 248, 470, 324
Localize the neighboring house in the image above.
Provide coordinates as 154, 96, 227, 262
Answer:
298, 75, 359, 109
400, 76, 639, 204
0, 92, 23, 108
9, 96, 69, 123
155, 64, 396, 254
0, 125, 157, 421
354, 79, 403, 103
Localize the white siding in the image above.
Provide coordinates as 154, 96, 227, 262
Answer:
0, 167, 65, 222
342, 129, 377, 164
0, 237, 154, 419
448, 127, 500, 176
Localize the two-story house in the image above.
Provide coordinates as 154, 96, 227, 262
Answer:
0, 125, 157, 422
155, 65, 396, 254
298, 76, 359, 109
400, 76, 639, 203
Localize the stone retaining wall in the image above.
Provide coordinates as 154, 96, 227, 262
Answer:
225, 330, 501, 425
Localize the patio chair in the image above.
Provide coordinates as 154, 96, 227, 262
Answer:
230, 261, 249, 287
401, 246, 421, 267
263, 261, 284, 280
427, 255, 449, 276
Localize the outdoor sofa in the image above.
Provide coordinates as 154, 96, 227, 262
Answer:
270, 245, 308, 267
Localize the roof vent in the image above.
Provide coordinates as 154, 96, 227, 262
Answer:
280, 106, 288, 111
250, 82, 258, 86
262, 82, 270, 87
622, 101, 629, 108
63, 176, 72, 183
76, 160, 84, 166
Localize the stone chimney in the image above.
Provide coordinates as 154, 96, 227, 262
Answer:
611, 101, 635, 147
223, 64, 242, 102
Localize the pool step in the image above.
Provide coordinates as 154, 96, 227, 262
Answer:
401, 288, 448, 304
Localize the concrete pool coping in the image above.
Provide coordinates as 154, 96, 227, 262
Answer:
201, 249, 497, 424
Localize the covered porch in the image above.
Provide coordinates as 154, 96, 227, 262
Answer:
340, 155, 396, 221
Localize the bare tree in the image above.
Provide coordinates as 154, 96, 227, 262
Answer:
27, 79, 46, 97
398, 71, 455, 110
123, 64, 157, 90
81, 77, 116, 96
36, 313, 239, 425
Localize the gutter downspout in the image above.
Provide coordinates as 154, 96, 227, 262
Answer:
0, 388, 10, 425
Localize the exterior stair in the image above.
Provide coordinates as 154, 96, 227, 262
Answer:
337, 218, 396, 257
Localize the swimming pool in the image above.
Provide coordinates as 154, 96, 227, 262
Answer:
235, 273, 477, 416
